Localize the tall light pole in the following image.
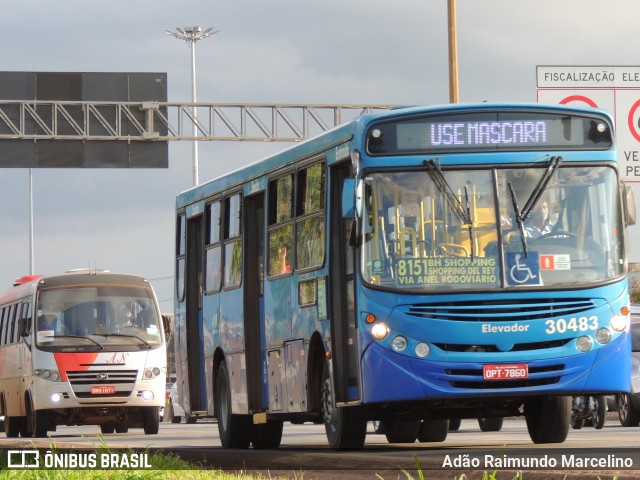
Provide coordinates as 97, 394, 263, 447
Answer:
447, 0, 459, 103
166, 26, 218, 186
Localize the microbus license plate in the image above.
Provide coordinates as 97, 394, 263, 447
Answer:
483, 364, 528, 381
91, 385, 116, 395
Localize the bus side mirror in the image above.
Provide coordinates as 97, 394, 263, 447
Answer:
624, 183, 636, 226
341, 178, 363, 219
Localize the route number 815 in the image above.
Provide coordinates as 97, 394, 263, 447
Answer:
544, 316, 598, 334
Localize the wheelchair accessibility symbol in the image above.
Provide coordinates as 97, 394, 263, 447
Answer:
506, 252, 541, 286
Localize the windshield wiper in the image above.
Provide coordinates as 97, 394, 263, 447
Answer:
97, 333, 152, 349
508, 182, 528, 256
46, 334, 104, 350
425, 159, 475, 258
520, 155, 562, 221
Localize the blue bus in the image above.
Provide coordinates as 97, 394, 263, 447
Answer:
174, 103, 635, 449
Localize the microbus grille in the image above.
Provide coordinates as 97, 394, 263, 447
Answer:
405, 298, 596, 322
67, 370, 138, 398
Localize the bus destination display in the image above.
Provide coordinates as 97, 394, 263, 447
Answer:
367, 111, 612, 154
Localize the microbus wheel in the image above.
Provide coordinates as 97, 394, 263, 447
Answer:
26, 403, 48, 438
100, 423, 115, 434
216, 361, 251, 448
250, 420, 284, 449
524, 395, 570, 444
592, 396, 606, 430
477, 417, 503, 432
320, 361, 367, 450
144, 406, 160, 434
115, 422, 129, 433
417, 419, 449, 442
616, 393, 640, 427
4, 416, 22, 438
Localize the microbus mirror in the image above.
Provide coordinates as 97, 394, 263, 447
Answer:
162, 314, 173, 339
18, 317, 30, 337
625, 183, 636, 226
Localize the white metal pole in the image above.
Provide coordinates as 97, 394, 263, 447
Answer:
29, 168, 34, 274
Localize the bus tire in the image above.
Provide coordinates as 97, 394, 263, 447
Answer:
448, 418, 462, 431
251, 420, 284, 449
26, 404, 48, 438
321, 361, 367, 450
478, 417, 503, 432
144, 406, 160, 434
115, 422, 129, 434
524, 395, 570, 444
417, 419, 449, 442
4, 416, 21, 438
616, 393, 640, 427
100, 423, 115, 434
382, 419, 420, 444
170, 403, 182, 424
592, 396, 606, 430
216, 361, 251, 448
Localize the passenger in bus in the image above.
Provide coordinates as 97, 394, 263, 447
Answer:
279, 243, 292, 274
37, 313, 57, 332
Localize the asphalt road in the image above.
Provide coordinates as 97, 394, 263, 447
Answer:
2, 416, 639, 479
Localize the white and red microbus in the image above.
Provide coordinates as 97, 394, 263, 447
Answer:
0, 270, 167, 437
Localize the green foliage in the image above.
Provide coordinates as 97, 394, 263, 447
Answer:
631, 276, 640, 304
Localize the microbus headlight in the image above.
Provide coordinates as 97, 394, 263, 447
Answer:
611, 314, 629, 332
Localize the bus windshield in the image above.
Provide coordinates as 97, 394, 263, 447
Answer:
360, 163, 624, 290
35, 285, 163, 349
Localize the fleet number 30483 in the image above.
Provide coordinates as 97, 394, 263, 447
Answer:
545, 316, 598, 334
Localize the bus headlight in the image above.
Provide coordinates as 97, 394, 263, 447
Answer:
611, 314, 629, 332
391, 336, 407, 352
415, 342, 430, 358
576, 336, 593, 352
140, 390, 154, 401
51, 393, 62, 403
370, 323, 389, 340
596, 327, 612, 344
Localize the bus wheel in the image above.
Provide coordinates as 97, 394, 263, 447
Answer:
26, 406, 48, 438
115, 422, 129, 433
144, 406, 160, 434
382, 419, 420, 443
478, 417, 503, 432
448, 418, 462, 431
216, 361, 251, 448
616, 393, 640, 427
251, 420, 284, 449
100, 423, 115, 434
417, 419, 449, 442
4, 416, 22, 438
525, 395, 570, 444
170, 403, 182, 424
592, 396, 606, 430
321, 362, 367, 450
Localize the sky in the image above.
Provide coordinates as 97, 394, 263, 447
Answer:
1, 0, 640, 311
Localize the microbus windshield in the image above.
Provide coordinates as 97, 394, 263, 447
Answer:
35, 284, 162, 350
360, 163, 624, 291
